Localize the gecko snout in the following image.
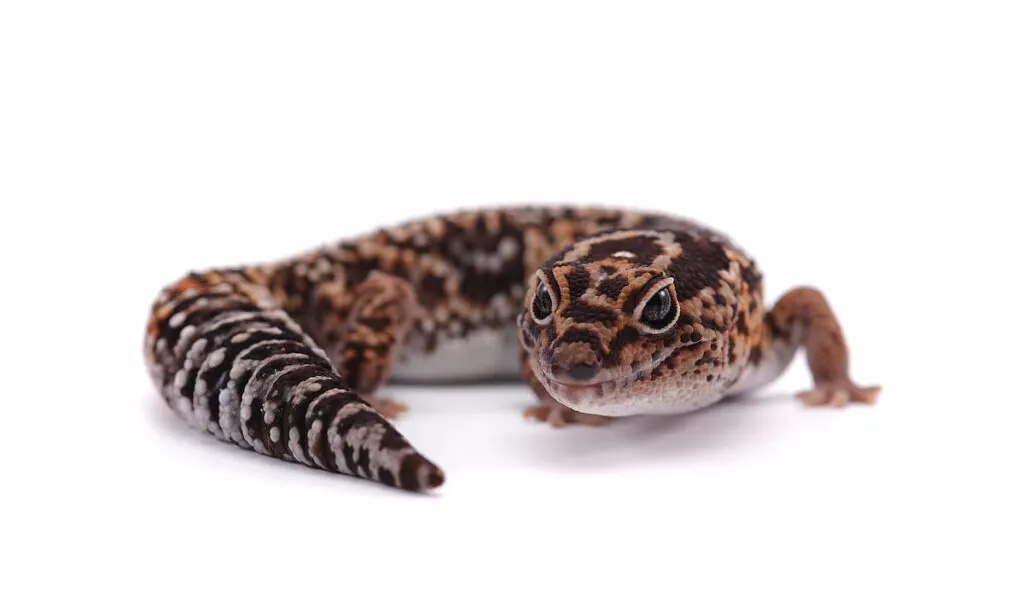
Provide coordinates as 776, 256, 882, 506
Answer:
548, 338, 601, 383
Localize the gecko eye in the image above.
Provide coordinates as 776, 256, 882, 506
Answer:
635, 280, 679, 334
532, 279, 554, 324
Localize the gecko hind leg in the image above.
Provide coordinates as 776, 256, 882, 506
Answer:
334, 272, 422, 419
767, 286, 881, 407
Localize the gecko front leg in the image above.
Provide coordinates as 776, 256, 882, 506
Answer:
333, 272, 422, 419
741, 286, 881, 407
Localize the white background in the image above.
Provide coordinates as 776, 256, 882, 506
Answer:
2, 2, 1022, 595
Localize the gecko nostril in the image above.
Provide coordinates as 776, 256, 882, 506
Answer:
568, 363, 596, 381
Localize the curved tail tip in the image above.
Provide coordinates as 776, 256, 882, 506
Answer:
397, 454, 446, 492
417, 461, 446, 492
423, 466, 445, 491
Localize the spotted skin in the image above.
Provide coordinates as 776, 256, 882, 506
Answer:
145, 206, 879, 492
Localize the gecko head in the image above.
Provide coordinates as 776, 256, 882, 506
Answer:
517, 228, 745, 416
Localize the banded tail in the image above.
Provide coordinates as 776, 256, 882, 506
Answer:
144, 267, 445, 491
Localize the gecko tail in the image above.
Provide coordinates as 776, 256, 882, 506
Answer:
144, 268, 445, 492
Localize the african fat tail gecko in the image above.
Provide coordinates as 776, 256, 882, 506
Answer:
145, 206, 880, 491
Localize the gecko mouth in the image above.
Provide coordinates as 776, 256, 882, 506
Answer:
534, 346, 683, 416
540, 374, 643, 416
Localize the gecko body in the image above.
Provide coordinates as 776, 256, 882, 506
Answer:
145, 206, 879, 491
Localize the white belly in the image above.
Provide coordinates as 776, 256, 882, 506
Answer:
390, 325, 522, 383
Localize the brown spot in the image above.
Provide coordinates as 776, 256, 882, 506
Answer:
608, 326, 640, 362
562, 303, 617, 324
597, 275, 629, 300
701, 315, 723, 332
740, 261, 763, 291
586, 235, 664, 264
419, 274, 447, 307
558, 327, 602, 351
566, 267, 591, 300
749, 345, 763, 365
667, 234, 732, 301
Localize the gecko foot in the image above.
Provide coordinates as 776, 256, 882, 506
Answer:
523, 403, 612, 428
363, 396, 409, 419
797, 380, 881, 408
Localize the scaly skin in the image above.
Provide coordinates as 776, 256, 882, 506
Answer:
145, 206, 879, 491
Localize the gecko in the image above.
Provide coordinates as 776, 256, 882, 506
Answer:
145, 206, 880, 492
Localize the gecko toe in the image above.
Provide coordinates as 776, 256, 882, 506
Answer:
364, 396, 409, 419
522, 404, 611, 428
798, 381, 881, 408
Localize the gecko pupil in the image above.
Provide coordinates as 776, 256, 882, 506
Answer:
533, 281, 553, 321
641, 288, 675, 329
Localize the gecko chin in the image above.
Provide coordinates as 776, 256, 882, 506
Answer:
542, 376, 627, 415
540, 370, 723, 417
543, 380, 641, 416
